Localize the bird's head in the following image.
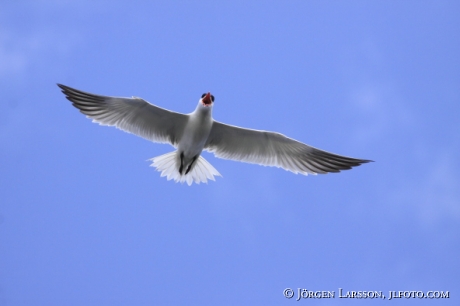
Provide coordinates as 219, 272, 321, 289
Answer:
200, 92, 215, 107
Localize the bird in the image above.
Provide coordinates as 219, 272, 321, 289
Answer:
57, 84, 372, 185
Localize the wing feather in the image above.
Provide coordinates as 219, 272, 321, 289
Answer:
58, 84, 188, 146
205, 121, 372, 175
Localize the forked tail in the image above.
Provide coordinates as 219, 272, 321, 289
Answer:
148, 151, 221, 186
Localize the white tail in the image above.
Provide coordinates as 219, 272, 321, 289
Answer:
148, 151, 221, 186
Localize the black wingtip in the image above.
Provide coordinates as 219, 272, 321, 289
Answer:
57, 83, 69, 93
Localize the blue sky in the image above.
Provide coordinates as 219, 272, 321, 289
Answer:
1, 1, 459, 305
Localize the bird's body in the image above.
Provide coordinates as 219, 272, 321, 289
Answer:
58, 84, 372, 185
178, 103, 213, 168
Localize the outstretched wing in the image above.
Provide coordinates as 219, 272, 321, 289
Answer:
205, 121, 372, 175
58, 84, 188, 146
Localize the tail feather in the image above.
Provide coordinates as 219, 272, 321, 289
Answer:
148, 151, 221, 186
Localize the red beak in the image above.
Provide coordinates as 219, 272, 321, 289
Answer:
202, 92, 212, 106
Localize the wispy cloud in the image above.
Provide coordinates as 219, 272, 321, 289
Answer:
0, 30, 28, 77
0, 24, 82, 79
349, 82, 416, 144
414, 153, 460, 225
341, 40, 460, 227
389, 152, 460, 227
339, 40, 416, 145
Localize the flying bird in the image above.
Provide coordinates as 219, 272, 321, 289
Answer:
58, 84, 372, 185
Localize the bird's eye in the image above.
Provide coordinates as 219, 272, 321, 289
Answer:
211, 95, 215, 102
201, 93, 206, 98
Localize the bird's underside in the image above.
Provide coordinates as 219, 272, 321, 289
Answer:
58, 83, 372, 185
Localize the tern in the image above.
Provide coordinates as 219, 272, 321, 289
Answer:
58, 84, 372, 185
